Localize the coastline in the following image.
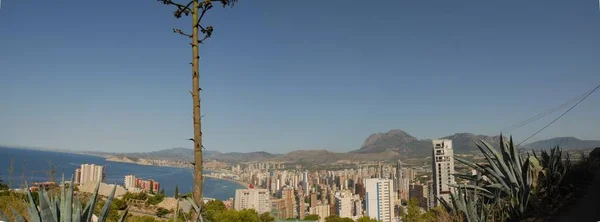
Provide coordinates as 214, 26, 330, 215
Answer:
105, 157, 250, 188
204, 175, 249, 188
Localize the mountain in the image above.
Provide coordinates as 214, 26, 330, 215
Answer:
441, 133, 504, 153
351, 130, 509, 155
79, 129, 599, 165
524, 137, 600, 150
351, 129, 431, 155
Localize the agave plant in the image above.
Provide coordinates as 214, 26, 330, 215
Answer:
453, 135, 534, 220
186, 197, 207, 222
0, 175, 127, 222
440, 187, 492, 222
534, 146, 568, 200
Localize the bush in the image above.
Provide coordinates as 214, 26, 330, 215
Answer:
156, 207, 170, 218
147, 194, 165, 205
123, 192, 149, 200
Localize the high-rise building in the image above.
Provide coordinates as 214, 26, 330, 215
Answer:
364, 178, 395, 222
426, 180, 435, 210
309, 205, 330, 222
403, 168, 415, 182
432, 139, 456, 207
310, 192, 318, 207
74, 168, 81, 184
334, 190, 355, 218
396, 160, 409, 201
234, 188, 271, 214
302, 171, 309, 196
298, 196, 306, 219
377, 161, 383, 179
78, 164, 104, 185
124, 175, 136, 190
281, 187, 297, 218
409, 183, 428, 209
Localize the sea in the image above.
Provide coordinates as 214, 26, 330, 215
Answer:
0, 147, 245, 200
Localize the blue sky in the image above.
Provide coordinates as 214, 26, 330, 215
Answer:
1, 0, 599, 153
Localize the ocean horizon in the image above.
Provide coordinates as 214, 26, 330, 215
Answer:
0, 146, 245, 200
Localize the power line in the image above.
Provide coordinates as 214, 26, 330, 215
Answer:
517, 84, 600, 146
501, 90, 591, 133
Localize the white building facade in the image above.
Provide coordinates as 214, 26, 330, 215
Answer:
432, 139, 456, 207
79, 164, 103, 185
234, 188, 271, 214
364, 178, 395, 222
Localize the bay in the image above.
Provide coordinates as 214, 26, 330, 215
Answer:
0, 147, 244, 200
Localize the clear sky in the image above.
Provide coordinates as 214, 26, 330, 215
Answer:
1, 0, 599, 153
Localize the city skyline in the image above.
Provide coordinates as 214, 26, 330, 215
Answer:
1, 0, 600, 153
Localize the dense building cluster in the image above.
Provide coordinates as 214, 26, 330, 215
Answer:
231, 140, 457, 222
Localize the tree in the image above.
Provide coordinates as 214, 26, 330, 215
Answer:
304, 214, 320, 220
156, 207, 171, 218
147, 193, 165, 205
403, 198, 424, 222
160, 188, 166, 195
356, 216, 377, 222
214, 209, 260, 222
113, 198, 128, 210
201, 199, 226, 221
324, 215, 353, 222
158, 0, 238, 217
174, 185, 179, 198
259, 212, 275, 222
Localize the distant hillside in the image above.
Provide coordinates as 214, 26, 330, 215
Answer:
77, 130, 599, 165
350, 129, 505, 155
524, 137, 600, 150
441, 133, 504, 153
95, 148, 281, 163
272, 150, 402, 164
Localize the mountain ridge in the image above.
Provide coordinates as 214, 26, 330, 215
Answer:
81, 129, 599, 164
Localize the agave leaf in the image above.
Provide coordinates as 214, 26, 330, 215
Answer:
0, 210, 9, 222
98, 184, 117, 221
487, 139, 517, 186
37, 189, 55, 222
84, 182, 101, 222
10, 206, 26, 222
62, 175, 74, 222
118, 208, 129, 222
73, 198, 82, 222
187, 197, 199, 212
24, 181, 42, 222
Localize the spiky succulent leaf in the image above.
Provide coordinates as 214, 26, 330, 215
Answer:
0, 210, 8, 222
62, 176, 74, 222
84, 182, 101, 222
98, 184, 117, 221
39, 189, 57, 222
10, 206, 26, 222
25, 181, 42, 222
118, 208, 128, 222
73, 198, 82, 222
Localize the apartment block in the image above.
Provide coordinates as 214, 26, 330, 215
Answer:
78, 164, 103, 185
234, 188, 271, 214
309, 204, 330, 222
364, 178, 395, 222
432, 139, 456, 207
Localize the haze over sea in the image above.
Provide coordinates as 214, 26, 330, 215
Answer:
0, 147, 245, 200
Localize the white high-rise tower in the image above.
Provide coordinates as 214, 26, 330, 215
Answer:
432, 139, 456, 206
364, 178, 394, 222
